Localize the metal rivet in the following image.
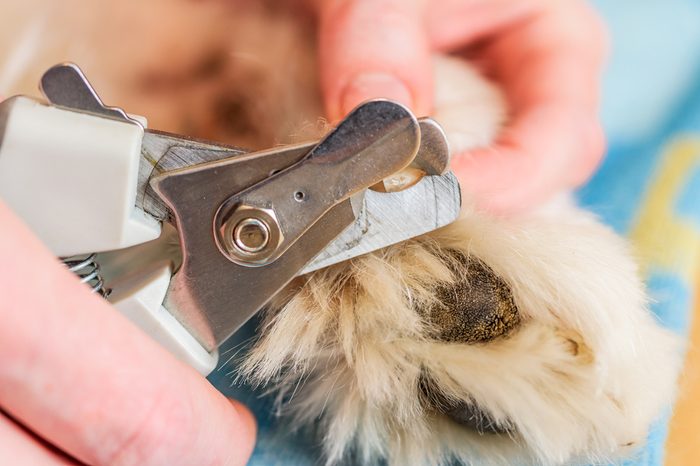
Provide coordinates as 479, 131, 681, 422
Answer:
233, 218, 270, 253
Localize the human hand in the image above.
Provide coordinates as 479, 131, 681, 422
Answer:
317, 0, 608, 213
0, 201, 256, 465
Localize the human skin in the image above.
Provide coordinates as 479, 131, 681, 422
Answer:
0, 201, 256, 465
317, 0, 608, 213
0, 0, 607, 463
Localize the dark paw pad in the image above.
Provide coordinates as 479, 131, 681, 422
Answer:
420, 376, 513, 434
422, 251, 520, 344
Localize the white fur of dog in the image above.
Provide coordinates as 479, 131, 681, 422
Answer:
239, 55, 681, 466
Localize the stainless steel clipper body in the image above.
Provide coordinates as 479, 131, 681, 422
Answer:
0, 63, 461, 374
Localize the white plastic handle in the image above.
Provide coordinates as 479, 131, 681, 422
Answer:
0, 96, 217, 374
0, 96, 160, 256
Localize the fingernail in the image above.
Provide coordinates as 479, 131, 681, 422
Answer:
341, 72, 413, 116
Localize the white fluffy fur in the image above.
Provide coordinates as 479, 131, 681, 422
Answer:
0, 3, 682, 464
243, 205, 681, 465
240, 57, 682, 466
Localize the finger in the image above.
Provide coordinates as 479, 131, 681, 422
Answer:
453, 105, 605, 212
0, 411, 78, 465
0, 201, 256, 466
426, 0, 541, 51
318, 0, 433, 120
449, 1, 608, 212
484, 1, 608, 111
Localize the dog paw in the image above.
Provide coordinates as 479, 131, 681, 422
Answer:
242, 206, 681, 466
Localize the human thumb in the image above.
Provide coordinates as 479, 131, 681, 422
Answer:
318, 0, 433, 121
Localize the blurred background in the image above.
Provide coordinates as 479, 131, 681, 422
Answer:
577, 2, 700, 464
0, 0, 325, 148
0, 0, 699, 464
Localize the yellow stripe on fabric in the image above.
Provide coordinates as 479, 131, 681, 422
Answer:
630, 138, 700, 284
636, 138, 700, 466
666, 275, 700, 466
